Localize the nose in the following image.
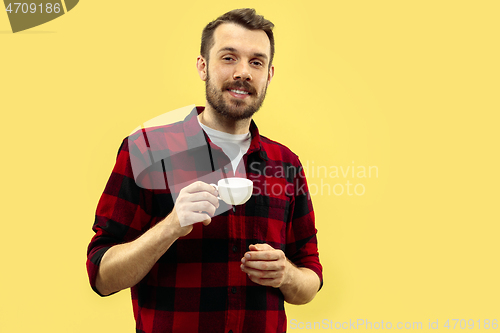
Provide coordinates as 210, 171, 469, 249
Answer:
233, 62, 252, 81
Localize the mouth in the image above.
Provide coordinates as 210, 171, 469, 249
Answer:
227, 88, 252, 99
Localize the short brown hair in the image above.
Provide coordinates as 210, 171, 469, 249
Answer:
200, 8, 275, 67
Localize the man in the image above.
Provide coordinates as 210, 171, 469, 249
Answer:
87, 8, 322, 333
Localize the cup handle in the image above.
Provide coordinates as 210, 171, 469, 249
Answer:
210, 184, 220, 200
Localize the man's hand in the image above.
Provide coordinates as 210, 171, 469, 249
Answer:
240, 243, 321, 304
172, 181, 220, 237
240, 243, 291, 288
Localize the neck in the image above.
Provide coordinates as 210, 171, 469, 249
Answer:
199, 103, 252, 135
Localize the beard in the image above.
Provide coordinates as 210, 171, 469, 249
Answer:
205, 71, 268, 121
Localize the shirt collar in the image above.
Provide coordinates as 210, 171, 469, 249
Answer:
182, 106, 268, 161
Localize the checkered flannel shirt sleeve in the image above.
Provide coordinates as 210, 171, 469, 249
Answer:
286, 161, 323, 289
86, 138, 161, 296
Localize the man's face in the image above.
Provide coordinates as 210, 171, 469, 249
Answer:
200, 23, 274, 121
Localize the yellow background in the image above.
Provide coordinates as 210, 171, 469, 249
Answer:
1, 0, 499, 332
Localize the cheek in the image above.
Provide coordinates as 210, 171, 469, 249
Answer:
255, 73, 270, 86
257, 79, 269, 93
209, 64, 232, 80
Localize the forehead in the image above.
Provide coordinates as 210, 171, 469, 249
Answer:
211, 23, 271, 58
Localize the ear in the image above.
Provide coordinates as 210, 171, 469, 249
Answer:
196, 55, 208, 81
267, 64, 275, 85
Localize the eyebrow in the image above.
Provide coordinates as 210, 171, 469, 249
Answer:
217, 47, 269, 61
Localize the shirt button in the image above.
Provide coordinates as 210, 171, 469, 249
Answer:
231, 287, 237, 294
229, 331, 233, 333
232, 206, 236, 212
232, 245, 238, 253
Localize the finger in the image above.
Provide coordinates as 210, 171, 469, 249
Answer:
248, 243, 274, 252
192, 212, 211, 224
241, 260, 282, 272
243, 250, 281, 261
251, 276, 282, 288
245, 271, 280, 287
186, 181, 218, 196
178, 211, 211, 227
241, 264, 283, 279
188, 191, 219, 208
189, 201, 217, 216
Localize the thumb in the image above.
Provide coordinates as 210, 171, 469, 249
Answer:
201, 218, 212, 226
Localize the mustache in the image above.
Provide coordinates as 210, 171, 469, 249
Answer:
222, 81, 257, 95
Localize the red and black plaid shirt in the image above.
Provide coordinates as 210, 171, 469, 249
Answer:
87, 107, 322, 333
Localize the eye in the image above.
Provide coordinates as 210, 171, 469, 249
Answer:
223, 56, 235, 61
251, 60, 264, 67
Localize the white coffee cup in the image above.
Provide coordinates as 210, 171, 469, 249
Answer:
211, 178, 253, 205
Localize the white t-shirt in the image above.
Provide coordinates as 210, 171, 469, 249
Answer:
198, 119, 251, 173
